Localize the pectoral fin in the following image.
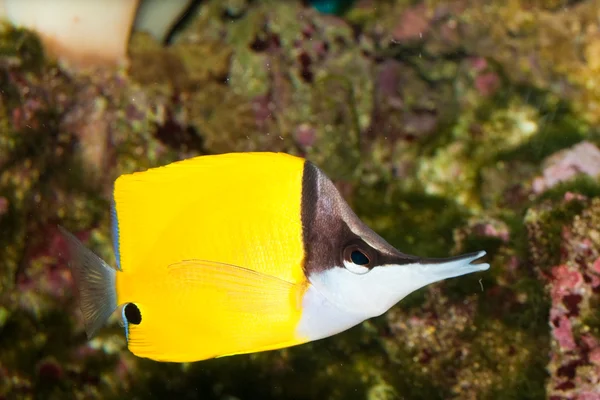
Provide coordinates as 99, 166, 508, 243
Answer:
166, 259, 301, 314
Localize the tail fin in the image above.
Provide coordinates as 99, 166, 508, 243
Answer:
58, 225, 118, 339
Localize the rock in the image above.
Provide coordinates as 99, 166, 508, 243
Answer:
527, 197, 600, 398
533, 141, 600, 194
392, 4, 430, 44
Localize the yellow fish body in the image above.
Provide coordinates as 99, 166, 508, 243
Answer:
59, 152, 489, 363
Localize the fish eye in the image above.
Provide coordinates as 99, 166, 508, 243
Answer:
342, 243, 373, 274
351, 250, 369, 265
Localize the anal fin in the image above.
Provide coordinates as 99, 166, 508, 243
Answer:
126, 259, 307, 362
167, 259, 300, 314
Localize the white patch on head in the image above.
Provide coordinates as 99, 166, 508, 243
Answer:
297, 251, 489, 341
296, 284, 367, 341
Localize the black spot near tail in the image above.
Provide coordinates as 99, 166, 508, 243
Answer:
124, 303, 142, 325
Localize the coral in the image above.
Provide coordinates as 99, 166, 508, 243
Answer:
449, 0, 600, 125
166, 0, 374, 177
532, 141, 600, 195
384, 293, 542, 400
528, 196, 600, 399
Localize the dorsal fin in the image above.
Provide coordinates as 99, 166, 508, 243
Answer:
110, 152, 307, 286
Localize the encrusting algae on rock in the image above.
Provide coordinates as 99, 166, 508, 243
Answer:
526, 195, 600, 399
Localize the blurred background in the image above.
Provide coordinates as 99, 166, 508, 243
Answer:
1, 0, 600, 399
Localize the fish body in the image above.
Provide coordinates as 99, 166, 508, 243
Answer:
59, 152, 489, 363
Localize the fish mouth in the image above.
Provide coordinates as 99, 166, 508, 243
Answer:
415, 250, 490, 281
420, 250, 489, 266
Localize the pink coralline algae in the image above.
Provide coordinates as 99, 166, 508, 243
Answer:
17, 224, 85, 312
542, 199, 600, 399
550, 265, 584, 303
533, 141, 600, 194
472, 221, 510, 243
593, 258, 600, 275
294, 123, 317, 150
391, 4, 431, 43
0, 197, 8, 215
252, 94, 274, 130
474, 72, 501, 97
469, 57, 488, 73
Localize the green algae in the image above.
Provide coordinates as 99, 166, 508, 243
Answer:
383, 288, 548, 400
535, 175, 600, 203
451, 0, 600, 125
163, 0, 375, 159
526, 197, 587, 271
352, 182, 469, 259
0, 23, 46, 73
583, 295, 600, 340
446, 234, 549, 399
495, 107, 588, 165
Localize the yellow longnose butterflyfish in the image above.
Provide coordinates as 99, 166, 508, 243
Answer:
58, 152, 489, 363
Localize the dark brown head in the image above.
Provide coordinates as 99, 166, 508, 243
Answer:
299, 161, 489, 317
